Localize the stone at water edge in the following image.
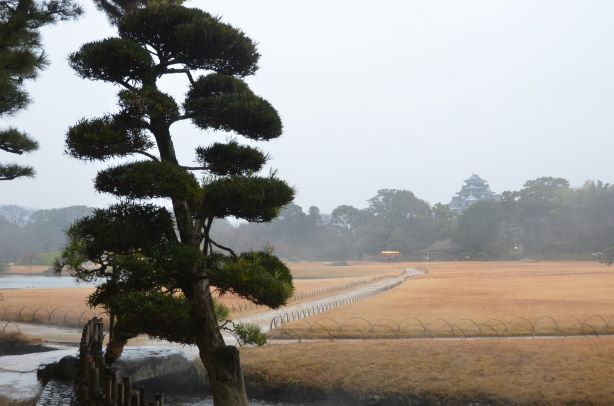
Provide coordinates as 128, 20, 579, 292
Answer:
113, 346, 195, 383
37, 347, 194, 389
37, 356, 78, 386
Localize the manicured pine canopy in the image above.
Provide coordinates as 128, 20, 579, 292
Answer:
59, 2, 295, 357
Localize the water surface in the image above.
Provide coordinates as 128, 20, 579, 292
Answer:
0, 275, 97, 289
167, 397, 306, 406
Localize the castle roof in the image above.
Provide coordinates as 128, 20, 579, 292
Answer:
449, 174, 500, 213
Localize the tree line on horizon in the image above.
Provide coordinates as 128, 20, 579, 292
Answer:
212, 177, 614, 261
2, 176, 614, 264
0, 205, 92, 263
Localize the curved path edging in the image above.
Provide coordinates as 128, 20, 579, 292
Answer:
232, 268, 425, 333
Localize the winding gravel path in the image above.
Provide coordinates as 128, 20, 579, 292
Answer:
233, 268, 424, 333
5, 268, 423, 345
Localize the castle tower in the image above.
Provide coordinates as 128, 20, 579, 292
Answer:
449, 174, 500, 213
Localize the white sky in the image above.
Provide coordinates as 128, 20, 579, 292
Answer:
2, 0, 614, 212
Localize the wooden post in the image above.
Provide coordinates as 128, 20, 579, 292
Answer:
85, 322, 91, 345
138, 387, 145, 406
97, 319, 105, 347
123, 377, 132, 406
80, 343, 89, 379
116, 382, 124, 406
80, 385, 89, 404
109, 313, 115, 340
74, 318, 165, 406
111, 370, 118, 404
130, 391, 140, 406
103, 368, 113, 405
90, 364, 100, 397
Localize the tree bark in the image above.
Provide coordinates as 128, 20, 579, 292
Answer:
190, 278, 249, 406
149, 82, 249, 406
104, 337, 128, 365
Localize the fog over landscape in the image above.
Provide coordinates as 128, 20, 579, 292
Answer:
2, 0, 614, 211
5, 2, 614, 405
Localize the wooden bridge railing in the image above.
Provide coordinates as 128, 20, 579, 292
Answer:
76, 318, 165, 406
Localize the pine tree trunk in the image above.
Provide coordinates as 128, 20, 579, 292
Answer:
191, 278, 249, 406
152, 109, 249, 405
104, 337, 128, 365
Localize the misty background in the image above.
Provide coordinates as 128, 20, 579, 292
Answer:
1, 1, 614, 213
2, 176, 614, 264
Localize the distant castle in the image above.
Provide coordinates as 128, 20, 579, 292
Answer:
449, 174, 500, 213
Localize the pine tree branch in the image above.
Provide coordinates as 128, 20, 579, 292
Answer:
210, 238, 237, 258
118, 80, 136, 91
0, 163, 34, 180
163, 68, 195, 85
0, 145, 24, 154
131, 150, 159, 161
144, 45, 159, 57
0, 129, 38, 155
203, 216, 214, 255
168, 114, 192, 127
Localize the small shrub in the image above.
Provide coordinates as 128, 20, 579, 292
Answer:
234, 323, 267, 346
215, 301, 229, 322
599, 247, 614, 266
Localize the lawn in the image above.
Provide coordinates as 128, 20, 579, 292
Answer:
287, 261, 407, 279
242, 336, 614, 405
271, 261, 614, 338
0, 261, 400, 327
2, 265, 50, 275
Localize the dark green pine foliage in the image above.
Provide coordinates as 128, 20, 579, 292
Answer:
58, 3, 294, 403
0, 0, 81, 180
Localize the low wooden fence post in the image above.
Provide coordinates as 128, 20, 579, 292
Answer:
74, 318, 165, 406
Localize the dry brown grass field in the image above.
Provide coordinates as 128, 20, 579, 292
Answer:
271, 261, 614, 338
3, 261, 402, 277
0, 282, 343, 327
216, 275, 392, 316
0, 288, 100, 326
241, 336, 614, 405
0, 397, 33, 406
0, 262, 398, 326
3, 265, 50, 275
287, 261, 404, 279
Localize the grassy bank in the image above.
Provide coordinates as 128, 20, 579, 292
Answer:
241, 337, 614, 405
0, 331, 47, 356
0, 398, 34, 406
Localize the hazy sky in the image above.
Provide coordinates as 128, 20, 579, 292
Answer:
2, 1, 614, 212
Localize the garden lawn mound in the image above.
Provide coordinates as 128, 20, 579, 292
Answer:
241, 336, 614, 405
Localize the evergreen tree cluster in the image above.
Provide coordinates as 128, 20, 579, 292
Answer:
216, 178, 614, 261
0, 0, 81, 180
0, 204, 92, 262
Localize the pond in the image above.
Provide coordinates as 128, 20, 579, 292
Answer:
167, 397, 307, 406
0, 275, 97, 289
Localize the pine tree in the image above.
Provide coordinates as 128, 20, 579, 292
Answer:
58, 2, 294, 404
0, 0, 81, 180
